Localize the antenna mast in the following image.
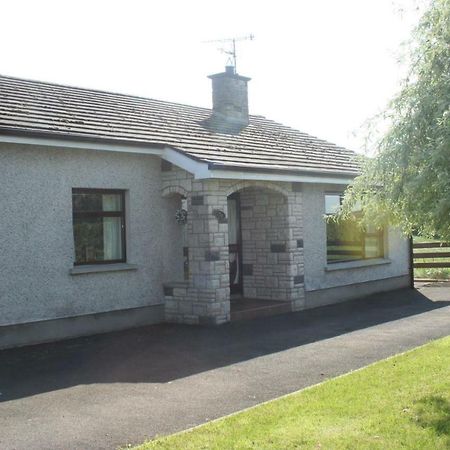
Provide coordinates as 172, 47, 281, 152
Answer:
203, 34, 254, 73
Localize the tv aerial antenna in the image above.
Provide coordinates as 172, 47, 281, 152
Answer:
203, 34, 255, 74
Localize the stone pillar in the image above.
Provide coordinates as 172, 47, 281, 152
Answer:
164, 179, 230, 325
285, 187, 306, 311
188, 181, 230, 324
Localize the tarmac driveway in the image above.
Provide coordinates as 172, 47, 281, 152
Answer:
1, 284, 449, 450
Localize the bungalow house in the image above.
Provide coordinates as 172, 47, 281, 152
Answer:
0, 68, 411, 348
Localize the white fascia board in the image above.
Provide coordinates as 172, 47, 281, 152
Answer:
0, 134, 355, 185
0, 134, 164, 156
204, 168, 355, 185
162, 147, 355, 184
0, 134, 209, 177
162, 147, 210, 178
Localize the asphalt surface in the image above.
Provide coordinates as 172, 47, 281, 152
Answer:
1, 284, 449, 450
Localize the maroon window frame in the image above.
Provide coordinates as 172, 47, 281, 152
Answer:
72, 188, 126, 265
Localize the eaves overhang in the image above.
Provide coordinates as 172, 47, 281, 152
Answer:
0, 128, 358, 185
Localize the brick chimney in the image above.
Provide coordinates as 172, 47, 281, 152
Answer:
208, 66, 251, 130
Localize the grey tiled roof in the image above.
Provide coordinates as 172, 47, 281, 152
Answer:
0, 74, 360, 176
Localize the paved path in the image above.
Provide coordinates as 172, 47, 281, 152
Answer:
1, 285, 449, 450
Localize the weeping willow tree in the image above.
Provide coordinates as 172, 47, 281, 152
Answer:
339, 0, 450, 241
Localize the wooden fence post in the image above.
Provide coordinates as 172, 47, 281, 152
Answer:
409, 236, 414, 289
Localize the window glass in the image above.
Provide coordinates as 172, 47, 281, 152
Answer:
72, 190, 125, 265
103, 194, 122, 212
325, 194, 341, 215
325, 194, 383, 264
73, 192, 123, 212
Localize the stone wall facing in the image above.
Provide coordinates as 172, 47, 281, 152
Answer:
240, 188, 304, 304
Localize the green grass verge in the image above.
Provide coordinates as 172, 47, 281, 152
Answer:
133, 336, 450, 450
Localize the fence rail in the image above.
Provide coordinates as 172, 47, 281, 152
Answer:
413, 241, 450, 269
413, 241, 450, 249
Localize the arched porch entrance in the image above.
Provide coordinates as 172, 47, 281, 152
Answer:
226, 184, 303, 319
162, 177, 305, 324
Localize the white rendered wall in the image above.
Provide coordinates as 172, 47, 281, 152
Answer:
0, 143, 183, 326
302, 183, 410, 293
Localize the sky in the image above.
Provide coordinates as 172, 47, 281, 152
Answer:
1, 0, 425, 152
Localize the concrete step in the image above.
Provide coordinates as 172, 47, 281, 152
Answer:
230, 299, 291, 321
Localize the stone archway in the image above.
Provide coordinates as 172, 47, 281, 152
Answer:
161, 176, 305, 325
226, 184, 295, 302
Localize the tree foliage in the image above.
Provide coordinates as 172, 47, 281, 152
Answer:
339, 0, 450, 240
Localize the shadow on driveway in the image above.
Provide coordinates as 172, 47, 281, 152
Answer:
0, 287, 449, 402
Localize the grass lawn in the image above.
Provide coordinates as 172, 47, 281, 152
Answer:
133, 336, 450, 450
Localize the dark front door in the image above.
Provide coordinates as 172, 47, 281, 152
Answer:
227, 193, 243, 295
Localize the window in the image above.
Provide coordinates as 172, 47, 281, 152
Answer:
72, 189, 126, 265
325, 193, 384, 264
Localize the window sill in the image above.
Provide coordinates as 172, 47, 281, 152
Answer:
69, 263, 138, 276
325, 258, 391, 272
